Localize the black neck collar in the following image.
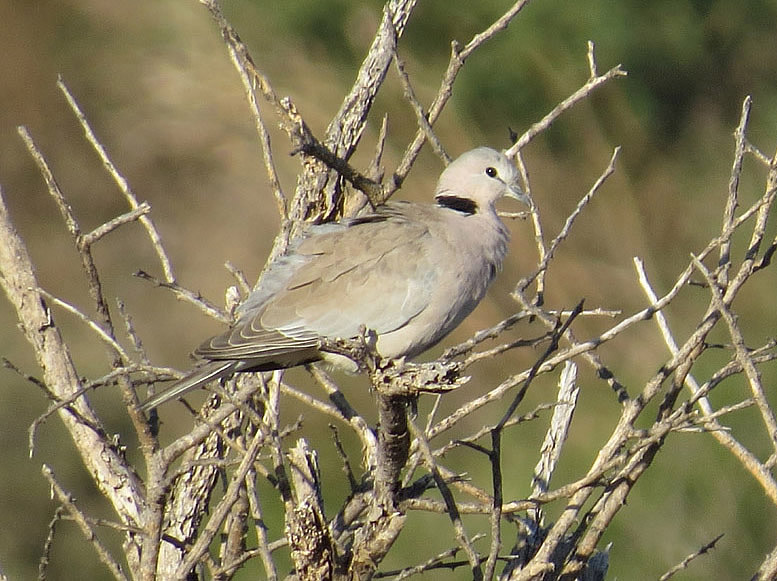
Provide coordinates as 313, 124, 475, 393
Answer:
436, 195, 478, 215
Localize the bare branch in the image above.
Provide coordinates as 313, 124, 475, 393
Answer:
134, 269, 229, 323
0, 187, 144, 538
718, 96, 752, 285
42, 465, 129, 581
17, 125, 117, 339
692, 255, 777, 456
37, 289, 131, 362
5, 3, 777, 579
531, 361, 579, 500
57, 77, 176, 283
38, 505, 65, 581
506, 44, 627, 156
82, 202, 152, 246
393, 53, 450, 163
392, 0, 533, 194
658, 533, 724, 581
517, 147, 620, 294
752, 541, 777, 581
174, 426, 269, 577
408, 416, 483, 578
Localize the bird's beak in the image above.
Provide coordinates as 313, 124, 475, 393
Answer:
505, 181, 529, 205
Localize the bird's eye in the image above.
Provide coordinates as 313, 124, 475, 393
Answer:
485, 166, 498, 178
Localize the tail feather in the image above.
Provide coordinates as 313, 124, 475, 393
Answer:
139, 361, 238, 412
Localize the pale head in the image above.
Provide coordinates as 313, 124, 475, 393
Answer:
435, 147, 526, 210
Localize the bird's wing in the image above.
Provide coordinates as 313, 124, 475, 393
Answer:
197, 209, 437, 361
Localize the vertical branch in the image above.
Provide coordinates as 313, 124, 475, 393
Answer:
148, 376, 267, 577
0, 187, 144, 567
515, 147, 620, 300
692, 256, 777, 456
374, 394, 410, 504
285, 439, 336, 581
408, 417, 483, 580
174, 421, 266, 578
531, 362, 580, 499
718, 96, 751, 285
197, 0, 289, 263
392, 54, 450, 164
348, 368, 412, 579
246, 472, 278, 581
291, 0, 418, 222
154, 423, 225, 578
483, 428, 503, 581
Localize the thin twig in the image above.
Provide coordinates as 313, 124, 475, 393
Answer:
244, 474, 278, 581
377, 534, 486, 580
37, 289, 130, 362
307, 364, 379, 470
746, 141, 773, 166
134, 269, 229, 323
391, 0, 533, 196
634, 254, 777, 508
17, 125, 117, 341
330, 425, 359, 493
718, 96, 751, 285
38, 506, 65, 581
408, 416, 483, 579
516, 147, 620, 293
57, 77, 175, 282
42, 465, 128, 581
224, 261, 252, 297
692, 255, 777, 456
658, 533, 724, 581
393, 53, 450, 163
81, 203, 152, 246
506, 43, 627, 156
175, 426, 268, 576
633, 257, 711, 412
204, 1, 287, 222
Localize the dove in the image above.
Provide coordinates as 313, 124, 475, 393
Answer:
140, 147, 526, 411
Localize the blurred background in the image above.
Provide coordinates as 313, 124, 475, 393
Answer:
1, 0, 777, 579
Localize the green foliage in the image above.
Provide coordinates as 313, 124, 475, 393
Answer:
258, 0, 777, 148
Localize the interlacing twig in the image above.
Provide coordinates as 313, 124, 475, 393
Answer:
4, 3, 777, 580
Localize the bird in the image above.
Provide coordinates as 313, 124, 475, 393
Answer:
140, 147, 526, 412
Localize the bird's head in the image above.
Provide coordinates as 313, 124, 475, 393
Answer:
435, 147, 527, 213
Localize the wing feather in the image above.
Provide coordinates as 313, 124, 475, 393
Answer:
197, 207, 436, 365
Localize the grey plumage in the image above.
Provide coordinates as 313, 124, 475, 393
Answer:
140, 147, 525, 411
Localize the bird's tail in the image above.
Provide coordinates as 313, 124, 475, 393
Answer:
139, 360, 238, 412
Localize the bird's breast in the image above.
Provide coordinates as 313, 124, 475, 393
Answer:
375, 212, 510, 359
